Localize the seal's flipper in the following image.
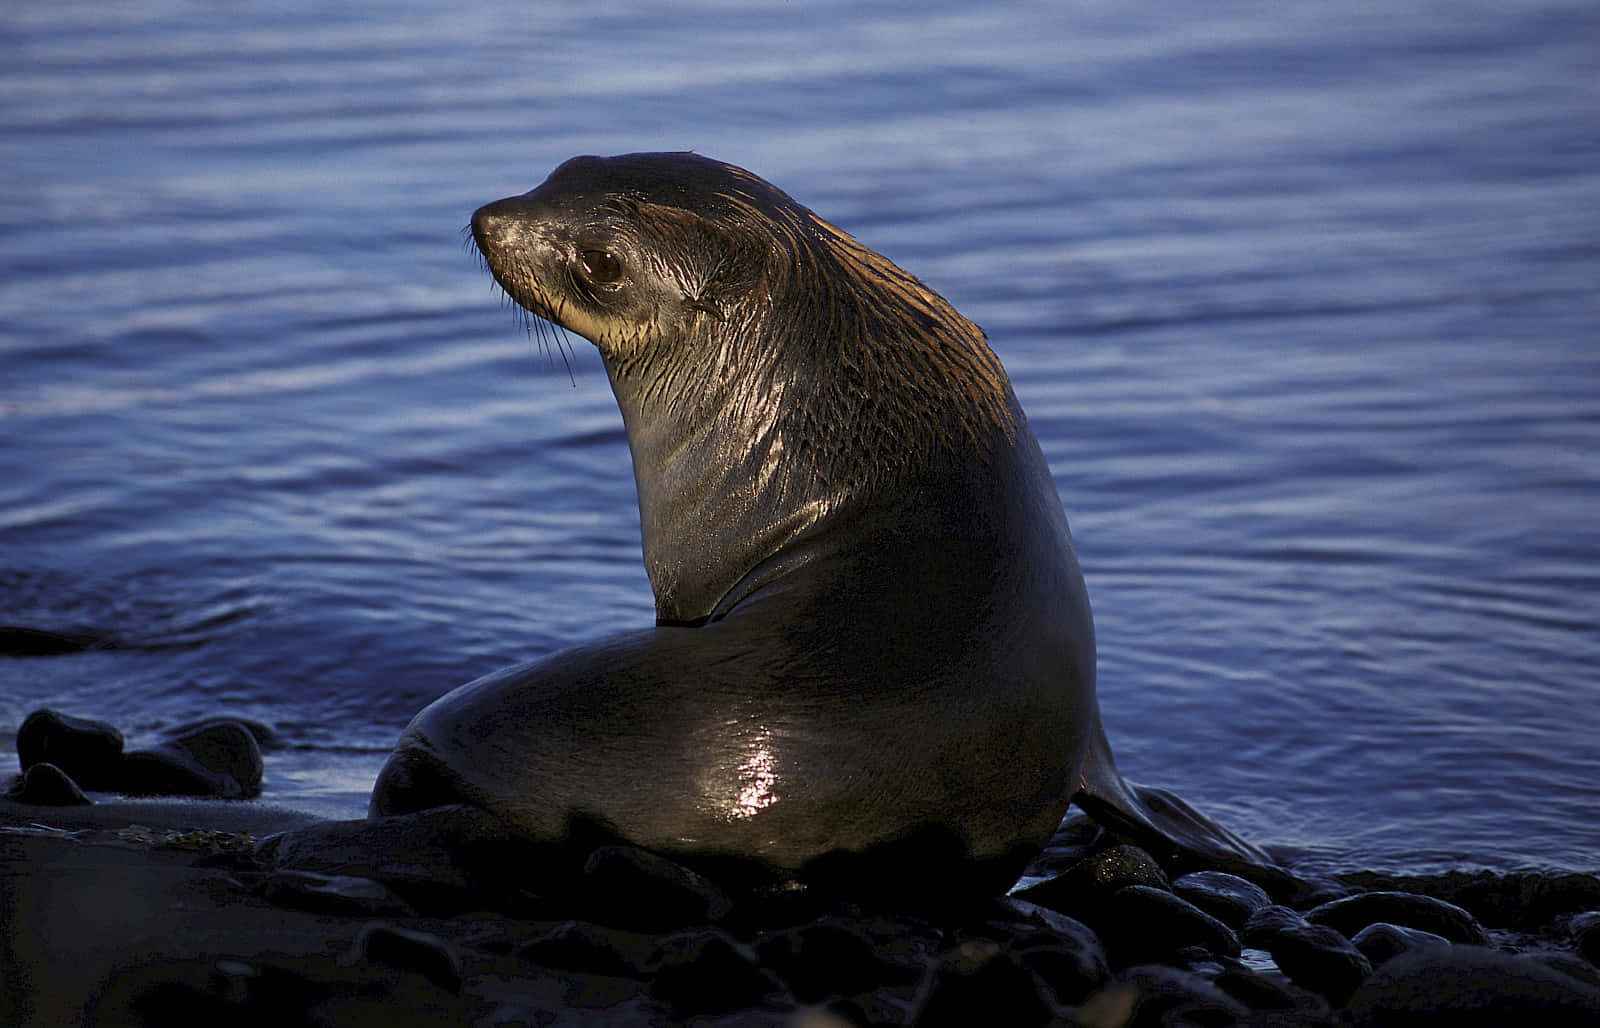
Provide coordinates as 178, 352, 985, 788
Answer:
1074, 718, 1278, 882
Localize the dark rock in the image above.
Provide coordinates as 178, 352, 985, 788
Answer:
6, 762, 91, 806
1571, 910, 1600, 967
163, 715, 279, 750
1098, 884, 1240, 966
0, 626, 112, 656
756, 915, 922, 1001
1173, 870, 1273, 928
1243, 904, 1371, 1004
1350, 922, 1451, 966
120, 720, 263, 799
996, 899, 1110, 1004
518, 920, 654, 978
259, 870, 417, 918
1098, 964, 1249, 1027
582, 844, 733, 931
1340, 869, 1600, 931
344, 922, 462, 994
16, 709, 124, 788
1011, 844, 1169, 922
1305, 889, 1489, 946
1344, 945, 1600, 1027
647, 927, 785, 1014
910, 938, 1058, 1028
1210, 956, 1331, 1015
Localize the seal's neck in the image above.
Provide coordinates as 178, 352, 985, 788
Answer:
604, 222, 1020, 625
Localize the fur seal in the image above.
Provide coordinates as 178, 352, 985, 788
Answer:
372, 152, 1271, 893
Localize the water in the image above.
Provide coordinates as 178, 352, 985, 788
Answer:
2, 0, 1596, 878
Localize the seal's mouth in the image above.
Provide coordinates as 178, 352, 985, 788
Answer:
464, 225, 578, 380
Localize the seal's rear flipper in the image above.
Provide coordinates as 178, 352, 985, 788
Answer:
1074, 719, 1287, 889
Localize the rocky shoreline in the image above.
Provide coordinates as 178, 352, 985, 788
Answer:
4, 710, 1599, 1026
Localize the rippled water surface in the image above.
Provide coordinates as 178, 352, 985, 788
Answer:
3, 0, 1596, 876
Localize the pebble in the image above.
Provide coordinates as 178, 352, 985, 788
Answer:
1011, 844, 1169, 923
1350, 922, 1452, 966
581, 843, 733, 931
120, 720, 263, 799
1097, 963, 1250, 1027
1304, 889, 1489, 946
647, 927, 786, 1014
910, 938, 1059, 1028
1243, 904, 1372, 1004
1097, 884, 1241, 965
16, 709, 124, 789
755, 915, 922, 1002
6, 761, 92, 806
259, 870, 417, 918
1343, 945, 1600, 1026
1570, 910, 1600, 967
517, 920, 655, 978
344, 922, 463, 994
1172, 870, 1274, 928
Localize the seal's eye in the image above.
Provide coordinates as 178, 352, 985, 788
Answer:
578, 249, 623, 287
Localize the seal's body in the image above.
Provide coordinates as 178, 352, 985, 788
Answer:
373, 153, 1268, 890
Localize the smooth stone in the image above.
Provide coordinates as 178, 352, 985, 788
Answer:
1571, 910, 1600, 967
0, 626, 111, 656
120, 721, 263, 799
1099, 884, 1241, 965
163, 715, 279, 750
1100, 964, 1250, 1027
911, 938, 1058, 1028
1011, 844, 1169, 922
517, 920, 655, 978
1305, 889, 1490, 946
1341, 869, 1600, 931
259, 870, 416, 918
1351, 921, 1452, 966
1209, 955, 1331, 1016
1344, 945, 1600, 1026
647, 927, 786, 1015
1243, 904, 1372, 1004
343, 922, 462, 995
16, 709, 124, 789
755, 916, 922, 1002
6, 762, 92, 806
581, 844, 733, 931
1173, 870, 1274, 928
995, 899, 1110, 1005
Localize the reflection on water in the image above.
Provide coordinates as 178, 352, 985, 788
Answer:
1, 0, 1596, 873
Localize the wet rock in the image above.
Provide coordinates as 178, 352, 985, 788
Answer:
16, 709, 124, 788
518, 920, 655, 978
1243, 904, 1371, 1004
755, 915, 922, 1001
1098, 884, 1240, 966
1011, 844, 1169, 922
1344, 945, 1600, 1026
120, 720, 263, 799
582, 844, 733, 931
1173, 870, 1273, 928
344, 922, 462, 994
259, 870, 417, 918
910, 938, 1058, 1028
1571, 910, 1600, 968
995, 899, 1110, 1004
163, 715, 279, 750
1341, 869, 1600, 931
1209, 956, 1331, 1018
1098, 964, 1249, 1027
0, 626, 112, 656
1350, 922, 1451, 966
1304, 889, 1489, 946
6, 761, 91, 805
647, 927, 786, 1014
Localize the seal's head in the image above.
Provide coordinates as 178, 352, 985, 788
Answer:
471, 153, 1021, 623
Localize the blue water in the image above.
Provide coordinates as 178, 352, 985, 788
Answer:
2, 0, 1596, 878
